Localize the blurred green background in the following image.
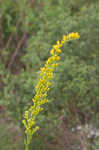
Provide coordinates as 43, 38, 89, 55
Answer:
0, 0, 99, 150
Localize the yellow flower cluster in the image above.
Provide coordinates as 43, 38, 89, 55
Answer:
23, 32, 80, 146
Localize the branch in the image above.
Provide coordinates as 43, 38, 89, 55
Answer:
6, 32, 27, 73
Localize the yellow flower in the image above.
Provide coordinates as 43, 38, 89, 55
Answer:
62, 35, 67, 41
23, 32, 80, 147
55, 48, 62, 53
50, 49, 55, 55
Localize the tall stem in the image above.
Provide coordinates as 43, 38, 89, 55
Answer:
25, 143, 29, 150
25, 135, 29, 150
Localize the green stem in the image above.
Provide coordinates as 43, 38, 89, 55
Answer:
25, 143, 29, 150
25, 135, 30, 150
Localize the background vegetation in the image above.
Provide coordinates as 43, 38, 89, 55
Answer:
0, 0, 99, 150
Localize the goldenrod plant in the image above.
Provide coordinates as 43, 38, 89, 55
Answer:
23, 32, 80, 150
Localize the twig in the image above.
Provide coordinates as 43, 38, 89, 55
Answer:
88, 0, 90, 8
31, 0, 35, 7
69, 0, 73, 11
0, 8, 3, 48
6, 32, 27, 73
4, 17, 22, 50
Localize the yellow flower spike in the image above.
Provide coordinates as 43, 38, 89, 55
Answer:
56, 40, 62, 47
31, 126, 39, 135
53, 47, 61, 53
68, 32, 73, 38
75, 32, 80, 39
62, 35, 67, 41
40, 67, 46, 72
53, 44, 58, 49
51, 63, 59, 67
54, 55, 60, 61
24, 111, 29, 120
56, 40, 60, 45
50, 49, 55, 55
38, 99, 49, 106
23, 32, 80, 149
61, 40, 65, 44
